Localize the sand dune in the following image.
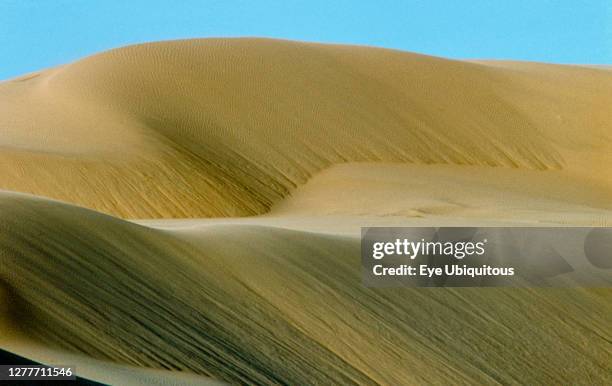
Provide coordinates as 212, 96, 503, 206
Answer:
1, 38, 611, 218
1, 38, 611, 385
0, 192, 611, 385
270, 162, 612, 225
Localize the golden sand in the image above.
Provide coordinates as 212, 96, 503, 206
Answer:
1, 38, 611, 218
0, 39, 611, 385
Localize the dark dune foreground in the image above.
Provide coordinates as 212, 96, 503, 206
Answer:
0, 347, 105, 385
0, 38, 611, 385
0, 192, 611, 385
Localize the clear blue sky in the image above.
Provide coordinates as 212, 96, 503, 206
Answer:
1, 0, 611, 80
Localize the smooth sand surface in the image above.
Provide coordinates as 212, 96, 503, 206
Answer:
1, 38, 611, 218
1, 39, 611, 385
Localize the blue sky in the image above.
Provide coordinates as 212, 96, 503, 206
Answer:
1, 0, 610, 80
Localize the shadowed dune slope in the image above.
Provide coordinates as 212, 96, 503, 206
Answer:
1, 38, 611, 217
1, 192, 611, 385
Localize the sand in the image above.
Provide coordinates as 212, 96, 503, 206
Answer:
1, 38, 611, 218
0, 38, 611, 385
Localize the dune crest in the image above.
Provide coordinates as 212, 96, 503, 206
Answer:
1, 38, 612, 385
1, 38, 611, 218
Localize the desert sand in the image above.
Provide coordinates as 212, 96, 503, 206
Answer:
0, 38, 611, 385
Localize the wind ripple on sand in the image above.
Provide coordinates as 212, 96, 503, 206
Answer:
1, 38, 611, 218
0, 192, 611, 385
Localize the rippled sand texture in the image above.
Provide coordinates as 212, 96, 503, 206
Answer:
1, 38, 611, 218
0, 39, 611, 385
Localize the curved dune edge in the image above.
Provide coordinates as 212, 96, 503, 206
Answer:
0, 344, 215, 386
1, 38, 611, 218
1, 192, 611, 385
0, 343, 223, 386
1, 38, 611, 385
269, 162, 612, 225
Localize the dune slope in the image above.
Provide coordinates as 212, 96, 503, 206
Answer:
1, 38, 611, 218
0, 193, 611, 385
1, 39, 612, 385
